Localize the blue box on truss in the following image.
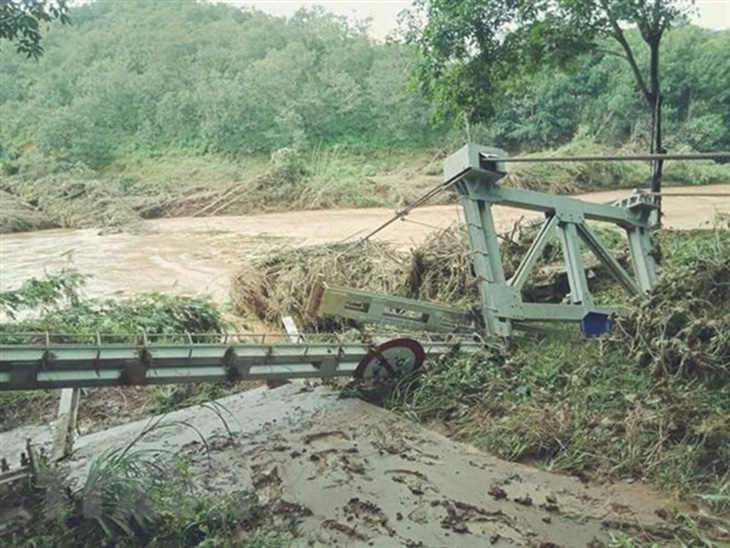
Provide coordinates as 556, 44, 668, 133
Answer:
582, 311, 611, 337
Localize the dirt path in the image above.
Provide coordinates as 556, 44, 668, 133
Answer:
0, 384, 675, 547
1, 184, 727, 303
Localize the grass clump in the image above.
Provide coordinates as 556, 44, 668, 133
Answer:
1, 427, 288, 548
615, 228, 729, 385
0, 270, 225, 340
401, 224, 477, 307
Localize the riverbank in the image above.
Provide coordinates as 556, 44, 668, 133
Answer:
2, 143, 728, 235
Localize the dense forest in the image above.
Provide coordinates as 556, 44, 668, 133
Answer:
0, 1, 728, 233
0, 0, 728, 168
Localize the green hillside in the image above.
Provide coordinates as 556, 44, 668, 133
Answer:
0, 0, 728, 232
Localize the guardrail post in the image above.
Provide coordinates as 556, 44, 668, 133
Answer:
51, 387, 81, 461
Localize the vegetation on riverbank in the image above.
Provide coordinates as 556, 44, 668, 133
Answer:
1, 1, 728, 233
2, 141, 728, 235
0, 271, 232, 431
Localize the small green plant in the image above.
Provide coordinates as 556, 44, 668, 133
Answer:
0, 270, 225, 340
5, 417, 286, 548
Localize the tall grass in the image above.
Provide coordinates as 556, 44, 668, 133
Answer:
6, 416, 287, 547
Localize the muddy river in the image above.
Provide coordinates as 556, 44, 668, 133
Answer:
1, 185, 728, 302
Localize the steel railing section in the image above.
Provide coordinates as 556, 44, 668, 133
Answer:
0, 333, 485, 391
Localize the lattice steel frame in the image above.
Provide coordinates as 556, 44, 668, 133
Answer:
314, 144, 658, 338
445, 144, 657, 337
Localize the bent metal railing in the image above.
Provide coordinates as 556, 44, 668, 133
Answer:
0, 331, 481, 391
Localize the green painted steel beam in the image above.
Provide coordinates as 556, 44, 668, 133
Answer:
444, 144, 655, 227
0, 340, 479, 391
576, 223, 640, 296
508, 215, 559, 291
471, 185, 648, 226
557, 221, 593, 306
501, 303, 619, 322
312, 284, 475, 333
626, 227, 657, 292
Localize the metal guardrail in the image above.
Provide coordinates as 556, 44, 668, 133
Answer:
0, 332, 484, 391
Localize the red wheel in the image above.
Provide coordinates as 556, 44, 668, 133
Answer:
354, 338, 425, 380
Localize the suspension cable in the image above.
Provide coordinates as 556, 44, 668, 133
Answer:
357, 180, 457, 243
487, 152, 730, 163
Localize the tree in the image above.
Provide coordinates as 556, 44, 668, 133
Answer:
0, 0, 69, 58
403, 0, 694, 195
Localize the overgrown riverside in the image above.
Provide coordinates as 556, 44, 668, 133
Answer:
1, 1, 728, 233
0, 272, 234, 431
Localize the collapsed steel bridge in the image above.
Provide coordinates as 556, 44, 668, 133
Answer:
5, 142, 723, 463
1, 143, 671, 393
0, 333, 470, 391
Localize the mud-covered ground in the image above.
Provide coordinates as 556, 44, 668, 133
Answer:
1, 384, 677, 547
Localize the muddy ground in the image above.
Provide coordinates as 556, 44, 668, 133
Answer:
1, 384, 677, 547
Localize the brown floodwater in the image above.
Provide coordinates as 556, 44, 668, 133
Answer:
1, 185, 727, 303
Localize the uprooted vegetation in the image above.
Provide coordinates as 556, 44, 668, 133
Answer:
232, 241, 404, 330
2, 141, 729, 235
616, 229, 730, 385
231, 219, 630, 330
0, 148, 449, 234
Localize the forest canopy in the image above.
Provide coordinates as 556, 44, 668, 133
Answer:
0, 0, 727, 168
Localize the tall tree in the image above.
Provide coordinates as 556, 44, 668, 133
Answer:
403, 0, 694, 195
0, 0, 69, 58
